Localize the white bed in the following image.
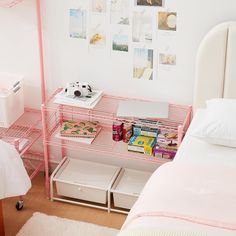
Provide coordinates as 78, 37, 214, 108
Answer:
118, 22, 236, 236
175, 109, 236, 167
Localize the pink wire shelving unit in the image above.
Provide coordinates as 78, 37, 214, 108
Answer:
0, 0, 46, 210
42, 88, 192, 197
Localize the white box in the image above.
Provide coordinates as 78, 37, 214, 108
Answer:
0, 73, 24, 128
111, 168, 152, 209
53, 157, 120, 204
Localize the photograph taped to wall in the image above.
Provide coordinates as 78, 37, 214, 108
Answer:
159, 53, 176, 66
69, 9, 87, 39
89, 14, 106, 47
133, 11, 153, 44
158, 12, 177, 31
133, 48, 154, 80
112, 30, 129, 52
136, 0, 162, 7
91, 0, 106, 13
110, 0, 129, 25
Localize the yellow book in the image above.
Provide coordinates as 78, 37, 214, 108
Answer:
128, 135, 156, 155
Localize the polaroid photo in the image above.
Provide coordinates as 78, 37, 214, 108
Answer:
158, 12, 177, 31
133, 48, 154, 80
69, 9, 87, 39
110, 0, 130, 25
133, 11, 153, 44
136, 0, 163, 7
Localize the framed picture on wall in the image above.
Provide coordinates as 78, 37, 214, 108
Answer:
136, 0, 162, 7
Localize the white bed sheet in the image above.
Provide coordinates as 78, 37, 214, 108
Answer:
0, 140, 31, 199
122, 110, 236, 236
175, 109, 236, 167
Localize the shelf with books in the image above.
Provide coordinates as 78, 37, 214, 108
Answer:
42, 89, 192, 164
44, 89, 192, 137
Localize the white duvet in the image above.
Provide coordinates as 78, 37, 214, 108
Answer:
0, 140, 31, 199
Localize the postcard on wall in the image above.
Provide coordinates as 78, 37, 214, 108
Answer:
69, 8, 87, 39
133, 48, 154, 80
158, 12, 177, 31
112, 29, 129, 53
136, 0, 162, 7
159, 53, 176, 66
110, 0, 129, 25
133, 11, 153, 44
89, 14, 106, 48
91, 0, 106, 13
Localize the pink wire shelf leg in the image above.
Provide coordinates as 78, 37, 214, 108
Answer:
41, 104, 50, 197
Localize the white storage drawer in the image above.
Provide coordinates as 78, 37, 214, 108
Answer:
0, 73, 24, 128
53, 157, 120, 204
111, 168, 152, 209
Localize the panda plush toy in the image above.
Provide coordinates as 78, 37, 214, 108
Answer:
64, 82, 92, 97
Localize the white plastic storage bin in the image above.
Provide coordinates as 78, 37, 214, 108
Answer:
0, 73, 24, 128
111, 168, 152, 209
53, 157, 121, 204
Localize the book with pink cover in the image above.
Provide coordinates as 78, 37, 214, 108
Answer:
60, 120, 100, 138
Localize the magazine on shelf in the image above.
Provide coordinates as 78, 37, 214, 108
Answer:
55, 120, 102, 144
53, 89, 103, 109
60, 120, 100, 138
55, 127, 102, 144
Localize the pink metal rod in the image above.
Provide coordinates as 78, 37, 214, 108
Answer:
35, 0, 46, 104
41, 104, 50, 197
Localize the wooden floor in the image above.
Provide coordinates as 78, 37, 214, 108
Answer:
2, 173, 127, 236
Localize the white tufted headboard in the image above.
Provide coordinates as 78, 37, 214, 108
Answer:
193, 22, 236, 113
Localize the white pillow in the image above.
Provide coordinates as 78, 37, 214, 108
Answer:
191, 98, 236, 148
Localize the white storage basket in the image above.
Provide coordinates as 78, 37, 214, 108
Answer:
53, 157, 121, 204
111, 168, 152, 209
0, 73, 24, 128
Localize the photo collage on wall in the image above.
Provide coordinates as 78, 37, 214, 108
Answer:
69, 0, 177, 80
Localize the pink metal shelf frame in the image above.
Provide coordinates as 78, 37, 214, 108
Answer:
41, 90, 192, 196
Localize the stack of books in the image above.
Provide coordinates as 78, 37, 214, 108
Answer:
128, 135, 156, 156
53, 89, 103, 109
153, 131, 178, 159
55, 120, 101, 144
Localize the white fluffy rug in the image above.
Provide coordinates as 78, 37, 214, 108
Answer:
17, 212, 119, 236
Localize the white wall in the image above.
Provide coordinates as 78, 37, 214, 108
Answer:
0, 0, 236, 107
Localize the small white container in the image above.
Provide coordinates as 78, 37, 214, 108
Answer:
111, 168, 152, 209
53, 157, 120, 204
0, 73, 24, 128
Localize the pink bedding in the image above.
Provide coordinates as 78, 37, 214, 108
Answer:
122, 162, 236, 233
